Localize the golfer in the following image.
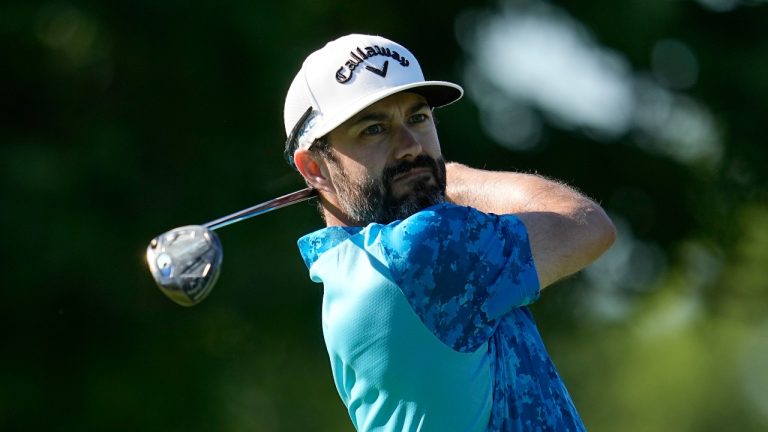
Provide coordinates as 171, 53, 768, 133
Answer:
283, 34, 615, 432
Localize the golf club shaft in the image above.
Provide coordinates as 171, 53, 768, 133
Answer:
203, 188, 318, 231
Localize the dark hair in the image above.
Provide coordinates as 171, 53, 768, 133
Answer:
309, 135, 334, 161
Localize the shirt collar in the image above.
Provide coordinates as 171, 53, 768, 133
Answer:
297, 226, 362, 269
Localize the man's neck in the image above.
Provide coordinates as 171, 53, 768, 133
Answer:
319, 196, 357, 227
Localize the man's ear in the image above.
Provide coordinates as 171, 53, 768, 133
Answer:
294, 149, 334, 193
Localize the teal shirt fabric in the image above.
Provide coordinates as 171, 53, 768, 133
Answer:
298, 203, 585, 431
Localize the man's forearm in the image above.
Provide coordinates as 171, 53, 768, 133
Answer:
446, 162, 589, 215
445, 162, 616, 288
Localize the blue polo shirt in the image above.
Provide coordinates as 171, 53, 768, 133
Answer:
298, 203, 585, 431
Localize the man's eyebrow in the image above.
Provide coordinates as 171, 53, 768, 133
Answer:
408, 102, 430, 114
352, 111, 388, 125
350, 101, 431, 125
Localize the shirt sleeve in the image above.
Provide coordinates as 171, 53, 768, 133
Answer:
378, 204, 540, 353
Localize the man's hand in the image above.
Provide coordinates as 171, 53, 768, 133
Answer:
446, 162, 616, 289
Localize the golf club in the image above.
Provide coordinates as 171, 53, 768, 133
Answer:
146, 187, 318, 306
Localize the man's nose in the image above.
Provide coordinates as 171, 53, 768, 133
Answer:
392, 125, 423, 160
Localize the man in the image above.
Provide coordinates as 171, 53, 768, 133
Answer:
282, 34, 615, 431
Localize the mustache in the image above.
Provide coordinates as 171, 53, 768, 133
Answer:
382, 155, 440, 184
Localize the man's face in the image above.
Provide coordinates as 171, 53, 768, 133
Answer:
322, 92, 446, 225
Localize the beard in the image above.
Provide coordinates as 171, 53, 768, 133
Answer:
330, 155, 447, 226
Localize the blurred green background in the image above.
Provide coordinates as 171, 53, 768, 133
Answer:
2, 0, 767, 430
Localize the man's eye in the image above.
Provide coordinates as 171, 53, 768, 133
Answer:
409, 113, 428, 123
363, 124, 384, 135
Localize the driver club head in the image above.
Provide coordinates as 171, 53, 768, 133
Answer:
146, 225, 223, 306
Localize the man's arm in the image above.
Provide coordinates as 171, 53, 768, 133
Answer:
446, 162, 616, 289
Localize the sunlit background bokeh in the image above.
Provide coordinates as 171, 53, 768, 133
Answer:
2, 0, 766, 430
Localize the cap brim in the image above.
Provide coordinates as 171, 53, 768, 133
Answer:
309, 80, 463, 141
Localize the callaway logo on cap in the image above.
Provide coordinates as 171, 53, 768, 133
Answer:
335, 44, 410, 83
283, 34, 463, 167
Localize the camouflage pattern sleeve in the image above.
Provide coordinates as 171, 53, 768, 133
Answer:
379, 204, 541, 353
297, 226, 358, 271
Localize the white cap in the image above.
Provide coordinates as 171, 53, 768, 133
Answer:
283, 34, 463, 155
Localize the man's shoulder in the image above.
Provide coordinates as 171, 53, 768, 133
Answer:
296, 203, 514, 268
382, 203, 523, 247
